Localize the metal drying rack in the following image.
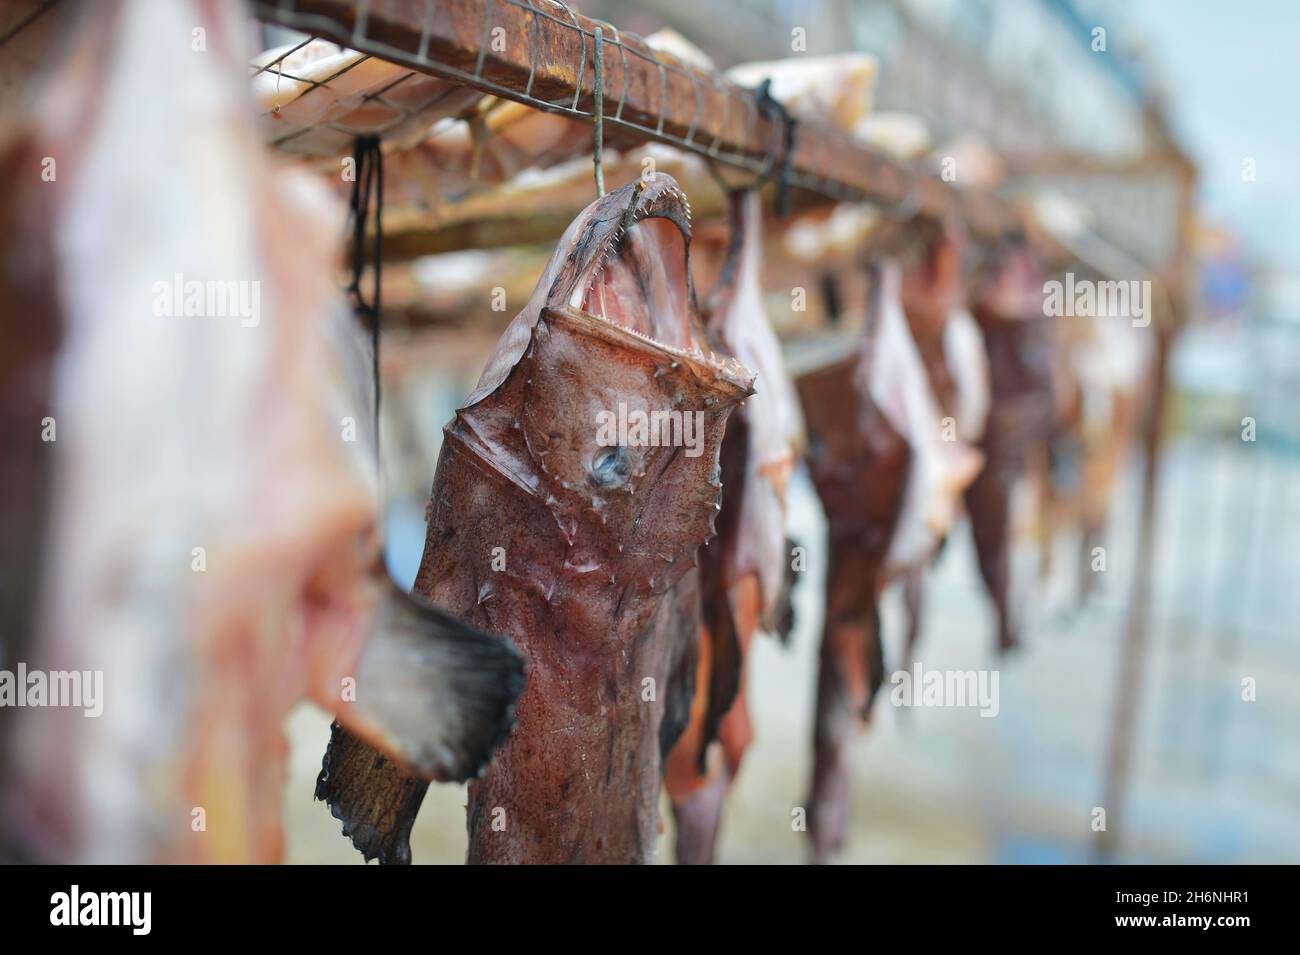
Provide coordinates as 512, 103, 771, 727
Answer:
250, 0, 1017, 238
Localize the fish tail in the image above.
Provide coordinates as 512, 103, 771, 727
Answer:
766, 535, 801, 644
315, 723, 428, 865
862, 600, 886, 717
320, 583, 526, 863
697, 549, 741, 777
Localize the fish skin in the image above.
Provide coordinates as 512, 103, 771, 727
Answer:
320, 173, 754, 865
943, 307, 993, 444
893, 221, 991, 667
966, 242, 1056, 653
866, 259, 984, 576
796, 266, 911, 862
4, 0, 522, 863
702, 191, 806, 613
897, 220, 990, 444
324, 579, 526, 782
796, 232, 989, 861
315, 581, 526, 864
663, 189, 804, 864
441, 178, 753, 865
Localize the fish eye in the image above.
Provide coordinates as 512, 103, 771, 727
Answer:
590, 445, 632, 488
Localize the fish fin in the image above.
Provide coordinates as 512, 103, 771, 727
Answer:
320, 584, 526, 864
691, 413, 754, 779
688, 420, 746, 775
765, 535, 800, 644
659, 628, 699, 765
338, 581, 526, 781
862, 600, 886, 718
316, 723, 427, 865
659, 569, 701, 763
696, 547, 742, 776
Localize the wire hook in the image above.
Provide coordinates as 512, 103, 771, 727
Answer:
704, 157, 735, 196
346, 135, 384, 470
592, 25, 606, 197
755, 78, 797, 218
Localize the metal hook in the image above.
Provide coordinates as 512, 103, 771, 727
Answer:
593, 25, 606, 197
704, 157, 734, 196
755, 78, 797, 218
345, 135, 384, 470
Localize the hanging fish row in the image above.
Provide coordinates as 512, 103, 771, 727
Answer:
0, 1, 1150, 865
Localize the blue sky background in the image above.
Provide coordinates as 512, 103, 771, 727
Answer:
1119, 0, 1300, 267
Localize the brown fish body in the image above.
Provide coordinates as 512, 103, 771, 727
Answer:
899, 221, 966, 418
795, 229, 985, 860
966, 243, 1055, 652
448, 180, 752, 864
796, 269, 912, 862
798, 363, 910, 862
321, 175, 753, 864
974, 309, 1056, 476
893, 220, 990, 660
426, 313, 740, 864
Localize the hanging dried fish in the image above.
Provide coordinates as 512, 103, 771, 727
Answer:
318, 173, 754, 864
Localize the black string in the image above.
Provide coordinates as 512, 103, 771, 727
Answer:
755, 79, 798, 219
346, 135, 384, 470
820, 272, 842, 327
863, 260, 883, 341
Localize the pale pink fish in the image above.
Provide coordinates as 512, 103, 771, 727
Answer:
8, 0, 519, 863
943, 306, 992, 444
858, 261, 983, 574
705, 189, 805, 615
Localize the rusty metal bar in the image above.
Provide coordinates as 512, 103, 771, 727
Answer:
251, 0, 1018, 238
1094, 163, 1197, 861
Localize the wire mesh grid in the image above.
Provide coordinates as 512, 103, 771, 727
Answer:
251, 0, 905, 206
250, 36, 486, 154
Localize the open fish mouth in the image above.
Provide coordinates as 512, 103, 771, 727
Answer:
551, 175, 747, 386
568, 181, 694, 349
